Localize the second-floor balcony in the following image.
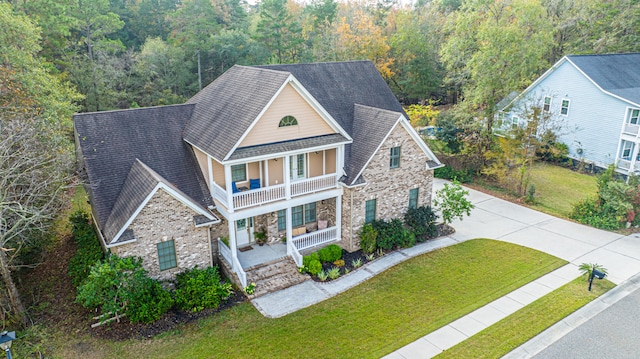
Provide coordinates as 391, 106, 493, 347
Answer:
623, 122, 640, 136
210, 148, 341, 212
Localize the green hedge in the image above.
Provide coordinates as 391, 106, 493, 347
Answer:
68, 211, 104, 287
174, 266, 233, 312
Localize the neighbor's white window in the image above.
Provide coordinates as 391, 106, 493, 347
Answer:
628, 108, 640, 125
511, 116, 519, 128
543, 96, 552, 112
620, 140, 634, 161
560, 99, 570, 115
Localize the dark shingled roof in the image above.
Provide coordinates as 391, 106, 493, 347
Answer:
567, 53, 640, 105
345, 104, 402, 184
183, 66, 291, 161
74, 104, 213, 240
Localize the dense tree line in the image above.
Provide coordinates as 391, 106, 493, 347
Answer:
7, 0, 639, 113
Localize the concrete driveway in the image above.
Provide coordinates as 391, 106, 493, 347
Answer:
433, 178, 640, 285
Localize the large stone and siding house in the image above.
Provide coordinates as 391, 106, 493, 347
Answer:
74, 61, 442, 294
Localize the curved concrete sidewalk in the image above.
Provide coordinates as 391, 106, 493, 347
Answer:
252, 178, 640, 358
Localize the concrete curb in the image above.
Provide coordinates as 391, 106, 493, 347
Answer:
502, 272, 640, 359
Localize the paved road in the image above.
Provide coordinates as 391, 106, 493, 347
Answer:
533, 285, 640, 359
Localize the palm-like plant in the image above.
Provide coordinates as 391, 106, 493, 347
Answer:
578, 263, 608, 280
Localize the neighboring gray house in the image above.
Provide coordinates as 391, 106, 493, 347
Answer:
74, 61, 442, 295
497, 53, 640, 175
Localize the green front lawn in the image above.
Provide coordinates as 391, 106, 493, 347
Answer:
437, 277, 615, 358
52, 239, 567, 358
528, 163, 598, 217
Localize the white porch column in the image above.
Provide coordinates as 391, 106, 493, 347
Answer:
228, 219, 239, 271
336, 194, 342, 242
224, 164, 233, 212
284, 155, 291, 199
286, 207, 293, 255
336, 146, 344, 180
265, 159, 270, 186
207, 155, 214, 198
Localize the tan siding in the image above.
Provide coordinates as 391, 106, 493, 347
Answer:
239, 84, 336, 147
247, 162, 260, 185
193, 147, 210, 189
308, 151, 324, 177
267, 158, 283, 185
212, 159, 225, 187
325, 148, 336, 173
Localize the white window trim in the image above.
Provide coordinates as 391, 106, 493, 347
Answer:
560, 99, 570, 116
543, 96, 552, 112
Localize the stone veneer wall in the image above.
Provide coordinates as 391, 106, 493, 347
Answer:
109, 189, 212, 281
341, 124, 434, 251
258, 197, 337, 243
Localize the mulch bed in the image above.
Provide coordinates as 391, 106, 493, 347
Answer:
19, 223, 454, 341
312, 223, 455, 282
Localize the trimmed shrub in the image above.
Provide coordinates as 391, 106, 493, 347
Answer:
318, 244, 342, 263
398, 229, 416, 248
372, 219, 405, 250
404, 206, 438, 241
358, 223, 378, 254
68, 211, 104, 287
174, 266, 233, 312
306, 259, 322, 276
303, 252, 320, 268
571, 198, 620, 230
128, 277, 174, 323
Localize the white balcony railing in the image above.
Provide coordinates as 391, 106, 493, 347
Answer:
213, 174, 338, 211
624, 123, 640, 136
291, 174, 338, 197
292, 226, 338, 251
233, 184, 286, 209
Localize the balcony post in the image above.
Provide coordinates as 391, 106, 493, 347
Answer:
631, 142, 640, 173
224, 164, 234, 212
284, 155, 291, 199
336, 194, 342, 242
286, 207, 293, 255
228, 220, 239, 271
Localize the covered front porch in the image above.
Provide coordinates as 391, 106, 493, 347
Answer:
216, 195, 342, 288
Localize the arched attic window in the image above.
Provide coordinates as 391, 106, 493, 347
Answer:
278, 115, 298, 127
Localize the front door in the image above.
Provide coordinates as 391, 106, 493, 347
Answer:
236, 218, 250, 247
290, 154, 306, 181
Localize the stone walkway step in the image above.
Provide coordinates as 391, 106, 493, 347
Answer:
246, 257, 308, 298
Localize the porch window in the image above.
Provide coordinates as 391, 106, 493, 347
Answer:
543, 96, 551, 112
629, 109, 640, 125
560, 99, 570, 116
305, 202, 316, 223
277, 210, 286, 231
409, 188, 419, 210
621, 140, 634, 161
279, 115, 298, 127
292, 205, 304, 227
231, 164, 246, 182
157, 240, 177, 271
390, 146, 401, 168
365, 199, 376, 223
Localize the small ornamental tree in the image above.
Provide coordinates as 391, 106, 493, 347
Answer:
76, 255, 173, 324
434, 180, 474, 225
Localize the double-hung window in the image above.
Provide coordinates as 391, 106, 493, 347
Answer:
629, 109, 640, 125
365, 199, 377, 223
280, 202, 317, 230
231, 164, 247, 182
621, 140, 634, 161
390, 146, 401, 168
543, 96, 551, 112
157, 240, 177, 271
409, 188, 419, 210
560, 99, 570, 116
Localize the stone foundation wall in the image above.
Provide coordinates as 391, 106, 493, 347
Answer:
341, 124, 434, 251
110, 189, 212, 281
